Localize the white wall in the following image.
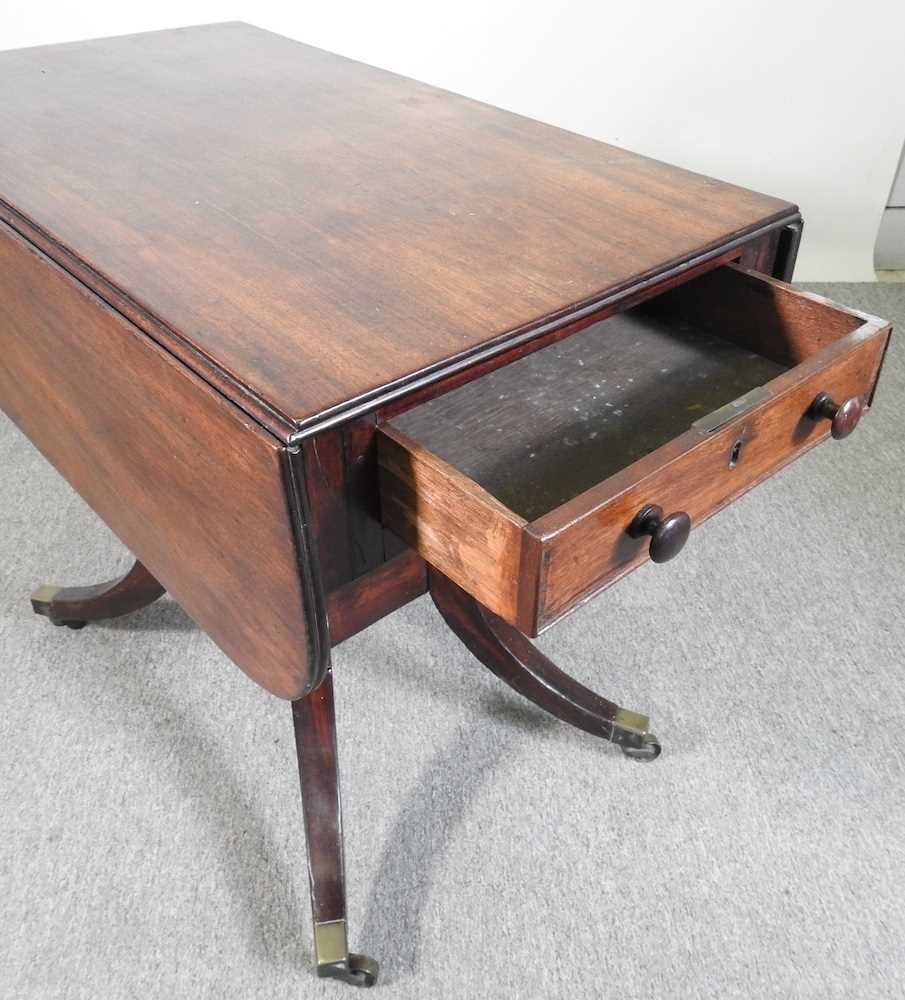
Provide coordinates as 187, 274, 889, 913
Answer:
2, 0, 904, 280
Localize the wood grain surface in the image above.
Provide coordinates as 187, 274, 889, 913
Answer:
532, 327, 889, 627
0, 22, 797, 437
379, 428, 538, 628
326, 550, 427, 646
643, 264, 868, 365
0, 221, 317, 699
379, 268, 890, 634
390, 305, 787, 521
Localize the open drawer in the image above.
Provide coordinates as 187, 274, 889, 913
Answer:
378, 265, 891, 636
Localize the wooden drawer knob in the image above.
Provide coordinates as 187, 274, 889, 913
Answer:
628, 505, 691, 563
808, 392, 863, 440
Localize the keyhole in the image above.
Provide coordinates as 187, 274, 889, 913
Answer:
729, 438, 744, 469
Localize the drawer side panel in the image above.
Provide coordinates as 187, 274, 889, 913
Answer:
378, 426, 532, 628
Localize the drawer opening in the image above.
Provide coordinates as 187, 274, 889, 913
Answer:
387, 264, 867, 521
379, 264, 888, 634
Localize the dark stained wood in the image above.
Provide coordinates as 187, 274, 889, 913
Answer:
376, 237, 785, 426
389, 298, 787, 520
302, 431, 358, 592
532, 326, 889, 627
30, 559, 165, 625
291, 671, 378, 984
738, 226, 782, 274
379, 427, 536, 629
0, 220, 318, 699
322, 228, 788, 594
342, 418, 389, 576
642, 262, 863, 366
429, 569, 659, 757
291, 674, 346, 926
304, 419, 405, 595
379, 269, 891, 634
808, 391, 864, 439
0, 23, 797, 438
772, 221, 804, 282
627, 506, 691, 564
2, 22, 891, 989
326, 550, 427, 646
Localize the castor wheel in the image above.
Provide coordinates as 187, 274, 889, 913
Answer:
620, 732, 662, 762
318, 953, 379, 987
347, 954, 379, 987
29, 563, 165, 631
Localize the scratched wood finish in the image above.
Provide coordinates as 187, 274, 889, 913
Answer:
390, 303, 787, 521
31, 560, 165, 624
326, 550, 426, 646
303, 231, 787, 631
291, 671, 347, 925
0, 221, 316, 699
643, 263, 866, 365
532, 328, 888, 627
376, 237, 785, 426
429, 569, 639, 741
0, 22, 797, 437
738, 226, 782, 275
378, 268, 891, 635
379, 430, 535, 627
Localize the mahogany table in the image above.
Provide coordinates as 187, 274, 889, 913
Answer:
0, 23, 892, 987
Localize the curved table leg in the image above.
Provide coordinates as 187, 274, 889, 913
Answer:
30, 559, 165, 629
429, 570, 661, 760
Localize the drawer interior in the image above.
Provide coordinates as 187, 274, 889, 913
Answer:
380, 264, 887, 635
389, 265, 863, 520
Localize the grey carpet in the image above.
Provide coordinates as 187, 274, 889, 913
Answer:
2, 282, 904, 1000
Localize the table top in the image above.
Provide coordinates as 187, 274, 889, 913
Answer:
0, 22, 796, 440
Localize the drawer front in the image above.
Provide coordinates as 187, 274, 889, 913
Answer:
531, 329, 888, 627
0, 221, 317, 699
379, 269, 891, 636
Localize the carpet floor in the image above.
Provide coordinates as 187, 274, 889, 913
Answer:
2, 282, 903, 1000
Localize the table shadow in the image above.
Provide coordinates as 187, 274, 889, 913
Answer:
52, 584, 612, 986
56, 647, 312, 974
95, 597, 197, 632
356, 691, 560, 984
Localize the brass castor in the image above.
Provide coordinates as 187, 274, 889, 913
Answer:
620, 732, 662, 762
318, 953, 379, 988
29, 562, 165, 629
